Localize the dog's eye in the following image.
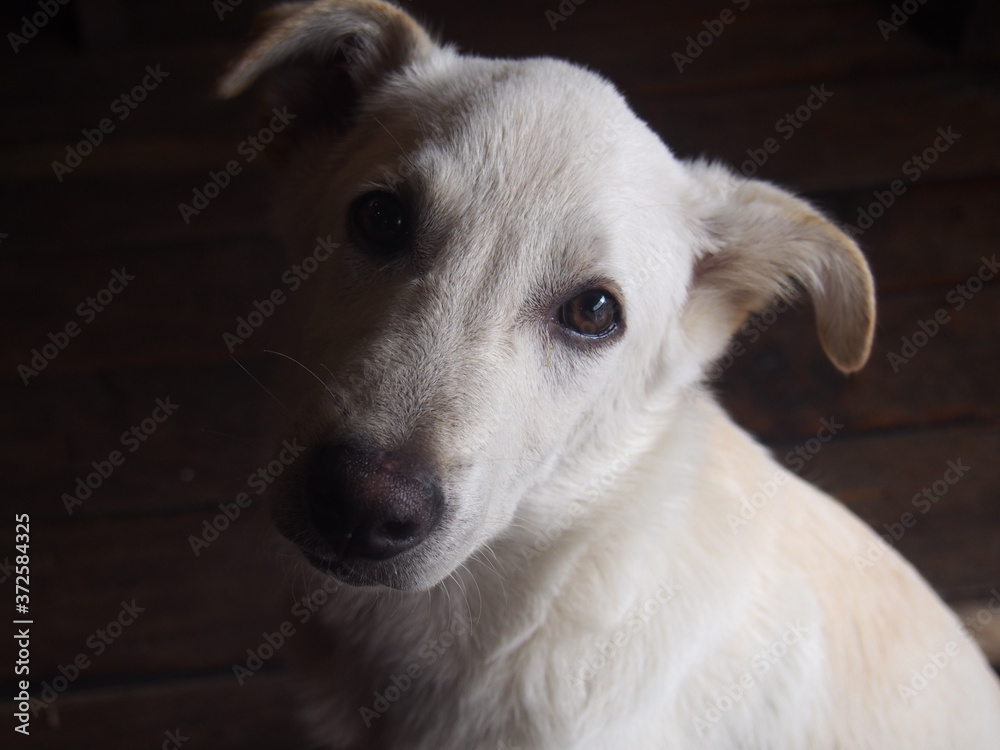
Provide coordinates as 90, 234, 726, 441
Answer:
560, 289, 621, 338
349, 191, 409, 252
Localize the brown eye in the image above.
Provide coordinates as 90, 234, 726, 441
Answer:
560, 289, 621, 338
349, 191, 408, 253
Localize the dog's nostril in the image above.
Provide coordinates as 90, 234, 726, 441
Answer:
304, 442, 443, 562
379, 520, 418, 539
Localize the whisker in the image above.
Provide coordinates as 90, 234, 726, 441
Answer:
263, 349, 337, 400
372, 114, 407, 157
476, 545, 509, 612
231, 356, 288, 412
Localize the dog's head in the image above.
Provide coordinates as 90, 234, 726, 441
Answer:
221, 0, 875, 590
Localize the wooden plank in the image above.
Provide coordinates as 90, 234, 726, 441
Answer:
810, 178, 1000, 293
25, 672, 302, 749
2, 510, 291, 680
22, 0, 888, 50
717, 284, 1000, 439
0, 172, 270, 257
637, 75, 1000, 192
0, 236, 285, 374
0, 358, 290, 520
470, 4, 955, 97
0, 47, 256, 146
766, 426, 1000, 601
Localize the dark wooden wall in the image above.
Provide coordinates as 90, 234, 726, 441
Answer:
2, 0, 998, 746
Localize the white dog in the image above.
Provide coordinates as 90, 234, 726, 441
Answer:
220, 2, 1000, 747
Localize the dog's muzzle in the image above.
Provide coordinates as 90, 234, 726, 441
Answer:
302, 442, 444, 562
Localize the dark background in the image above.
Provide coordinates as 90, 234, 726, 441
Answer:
2, 0, 999, 747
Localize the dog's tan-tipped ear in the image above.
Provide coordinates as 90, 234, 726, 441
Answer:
684, 164, 876, 374
218, 0, 435, 135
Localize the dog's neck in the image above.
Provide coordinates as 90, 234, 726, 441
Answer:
300, 389, 786, 748
316, 387, 755, 657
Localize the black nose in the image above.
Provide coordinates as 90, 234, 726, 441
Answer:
304, 442, 443, 561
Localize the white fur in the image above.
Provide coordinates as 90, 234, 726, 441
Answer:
221, 2, 1000, 747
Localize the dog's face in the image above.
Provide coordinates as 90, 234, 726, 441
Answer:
222, 0, 875, 590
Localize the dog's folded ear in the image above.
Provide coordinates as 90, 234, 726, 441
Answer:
683, 163, 876, 374
217, 0, 435, 137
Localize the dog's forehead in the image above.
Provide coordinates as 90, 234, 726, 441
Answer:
366, 56, 678, 283
401, 57, 639, 197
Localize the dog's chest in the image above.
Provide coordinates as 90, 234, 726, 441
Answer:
312, 599, 591, 749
